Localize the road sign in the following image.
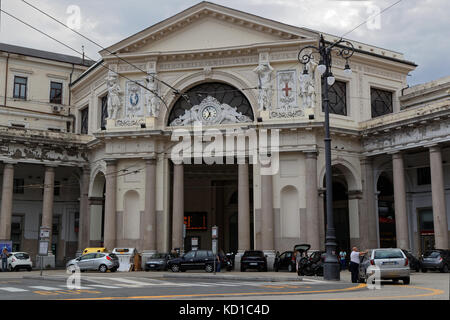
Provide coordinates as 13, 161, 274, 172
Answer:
212, 225, 218, 239
38, 241, 49, 256
39, 226, 51, 240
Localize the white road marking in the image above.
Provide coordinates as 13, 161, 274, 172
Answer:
57, 285, 93, 290
0, 287, 28, 292
29, 286, 62, 291
86, 284, 121, 289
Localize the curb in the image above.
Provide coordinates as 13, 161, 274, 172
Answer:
162, 273, 303, 282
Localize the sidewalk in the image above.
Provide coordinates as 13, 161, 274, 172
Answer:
2, 269, 353, 284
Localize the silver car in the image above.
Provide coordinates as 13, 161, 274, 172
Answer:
66, 252, 119, 273
358, 248, 410, 284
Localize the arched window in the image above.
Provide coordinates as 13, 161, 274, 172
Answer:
168, 82, 254, 125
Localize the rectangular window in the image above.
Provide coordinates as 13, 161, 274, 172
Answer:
417, 167, 431, 185
49, 81, 63, 104
100, 95, 108, 128
81, 107, 89, 134
371, 88, 393, 118
13, 76, 27, 99
322, 80, 347, 116
13, 179, 24, 194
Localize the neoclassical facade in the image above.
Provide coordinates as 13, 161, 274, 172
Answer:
0, 2, 449, 268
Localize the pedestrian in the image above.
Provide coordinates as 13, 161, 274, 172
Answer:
295, 250, 302, 273
1, 247, 9, 272
216, 254, 221, 272
339, 250, 347, 270
349, 247, 366, 283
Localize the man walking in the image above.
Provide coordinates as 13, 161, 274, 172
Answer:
349, 247, 366, 283
1, 247, 9, 272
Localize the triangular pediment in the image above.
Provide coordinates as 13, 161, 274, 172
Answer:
101, 1, 317, 56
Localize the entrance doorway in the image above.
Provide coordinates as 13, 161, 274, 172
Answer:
377, 172, 396, 248
323, 167, 350, 254
172, 162, 253, 254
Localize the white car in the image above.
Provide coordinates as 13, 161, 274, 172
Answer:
7, 252, 32, 271
359, 248, 410, 284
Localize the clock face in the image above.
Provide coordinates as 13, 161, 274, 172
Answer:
202, 106, 218, 121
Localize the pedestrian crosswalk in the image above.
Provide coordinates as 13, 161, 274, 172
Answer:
0, 277, 321, 294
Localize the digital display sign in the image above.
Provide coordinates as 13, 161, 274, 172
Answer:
184, 212, 207, 230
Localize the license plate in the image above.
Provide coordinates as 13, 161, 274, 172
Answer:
150, 265, 155, 267
250, 263, 258, 266
382, 261, 397, 265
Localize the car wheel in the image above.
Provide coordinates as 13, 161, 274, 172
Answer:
241, 266, 245, 272
171, 264, 180, 272
422, 268, 427, 273
27, 266, 32, 272
403, 277, 410, 285
110, 267, 117, 272
287, 264, 293, 272
440, 264, 449, 273
98, 264, 108, 273
205, 264, 214, 273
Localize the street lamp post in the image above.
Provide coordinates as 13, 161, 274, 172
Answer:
298, 35, 354, 281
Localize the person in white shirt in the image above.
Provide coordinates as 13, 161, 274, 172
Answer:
349, 247, 367, 283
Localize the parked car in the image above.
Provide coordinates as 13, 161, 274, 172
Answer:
358, 248, 410, 284
145, 253, 175, 271
273, 251, 295, 272
167, 250, 217, 272
240, 250, 267, 272
66, 252, 119, 273
420, 249, 450, 273
7, 252, 32, 271
401, 249, 421, 272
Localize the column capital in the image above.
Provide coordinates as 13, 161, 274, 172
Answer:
428, 144, 441, 153
391, 151, 403, 160
304, 150, 318, 159
104, 158, 117, 166
360, 156, 373, 165
348, 190, 363, 200
144, 157, 157, 165
2, 160, 18, 166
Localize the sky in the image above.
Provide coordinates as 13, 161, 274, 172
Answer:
0, 0, 449, 86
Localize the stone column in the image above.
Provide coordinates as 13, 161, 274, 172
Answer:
77, 166, 90, 254
42, 165, 56, 254
429, 146, 449, 249
260, 165, 275, 270
0, 162, 15, 240
238, 162, 250, 252
143, 158, 157, 253
104, 159, 117, 251
360, 157, 378, 249
392, 152, 410, 250
305, 152, 320, 250
172, 163, 184, 252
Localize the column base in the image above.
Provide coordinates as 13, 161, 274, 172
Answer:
263, 250, 276, 271
141, 250, 157, 270
35, 254, 55, 269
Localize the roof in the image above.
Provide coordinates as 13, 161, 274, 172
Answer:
0, 42, 95, 67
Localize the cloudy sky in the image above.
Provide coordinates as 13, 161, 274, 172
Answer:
1, 0, 448, 86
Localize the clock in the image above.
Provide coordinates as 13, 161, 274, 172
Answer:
201, 105, 218, 121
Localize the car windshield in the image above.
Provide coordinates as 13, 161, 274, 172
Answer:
150, 253, 167, 259
374, 250, 404, 259
423, 251, 441, 258
243, 251, 264, 257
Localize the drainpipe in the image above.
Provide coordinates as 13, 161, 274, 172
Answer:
4, 53, 9, 106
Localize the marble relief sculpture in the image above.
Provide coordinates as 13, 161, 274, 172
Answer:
145, 73, 161, 117
106, 71, 122, 120
299, 59, 317, 110
254, 61, 274, 111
